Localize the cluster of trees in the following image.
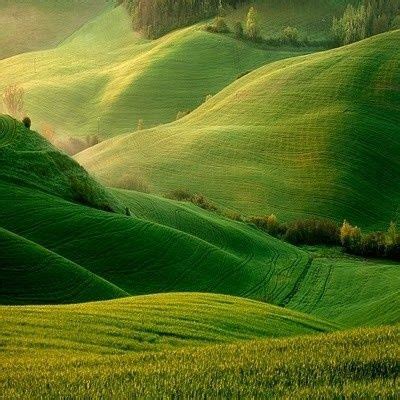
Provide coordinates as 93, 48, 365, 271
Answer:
332, 0, 400, 45
250, 213, 400, 261
249, 215, 340, 246
340, 220, 400, 260
120, 0, 248, 38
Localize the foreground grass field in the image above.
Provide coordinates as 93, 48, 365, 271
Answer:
79, 30, 400, 228
0, 0, 110, 60
0, 325, 397, 399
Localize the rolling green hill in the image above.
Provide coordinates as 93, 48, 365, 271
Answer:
79, 30, 400, 229
0, 2, 341, 144
0, 0, 111, 60
1, 115, 399, 329
0, 227, 127, 305
0, 115, 312, 306
0, 293, 337, 355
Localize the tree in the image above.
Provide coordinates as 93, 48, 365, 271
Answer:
22, 116, 31, 129
340, 220, 361, 250
281, 26, 299, 45
2, 84, 24, 118
137, 119, 145, 131
245, 6, 260, 41
233, 21, 244, 38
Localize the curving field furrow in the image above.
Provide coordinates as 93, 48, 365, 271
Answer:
79, 30, 400, 228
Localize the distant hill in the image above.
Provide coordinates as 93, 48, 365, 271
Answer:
0, 1, 351, 143
0, 0, 111, 60
79, 30, 400, 229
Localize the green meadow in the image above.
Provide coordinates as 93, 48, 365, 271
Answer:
0, 0, 399, 398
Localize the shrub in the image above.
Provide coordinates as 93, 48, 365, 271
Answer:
359, 231, 386, 258
205, 17, 230, 34
284, 218, 340, 245
22, 117, 31, 129
248, 214, 285, 237
281, 26, 300, 45
233, 21, 244, 38
340, 220, 362, 250
166, 189, 193, 202
191, 194, 218, 211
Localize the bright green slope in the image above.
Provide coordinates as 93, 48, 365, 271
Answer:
0, 4, 322, 141
79, 30, 400, 228
1, 325, 397, 399
287, 248, 400, 327
0, 115, 311, 306
0, 0, 111, 60
0, 293, 337, 355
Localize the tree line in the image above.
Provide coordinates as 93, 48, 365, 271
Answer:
332, 0, 400, 45
118, 0, 248, 38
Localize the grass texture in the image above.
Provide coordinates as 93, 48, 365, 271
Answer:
79, 30, 400, 228
0, 325, 397, 399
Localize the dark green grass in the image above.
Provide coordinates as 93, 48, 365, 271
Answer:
0, 227, 127, 305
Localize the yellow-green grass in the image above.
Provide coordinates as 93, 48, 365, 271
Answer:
0, 0, 111, 60
79, 30, 400, 229
0, 5, 314, 141
0, 293, 337, 356
0, 325, 397, 399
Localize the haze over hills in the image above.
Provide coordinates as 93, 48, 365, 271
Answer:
79, 30, 400, 228
0, 1, 352, 145
0, 0, 111, 60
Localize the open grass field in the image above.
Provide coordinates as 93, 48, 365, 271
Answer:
0, 1, 348, 142
79, 30, 400, 228
0, 293, 337, 355
0, 325, 397, 399
0, 0, 111, 60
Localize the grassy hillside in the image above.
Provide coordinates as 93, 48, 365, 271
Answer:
1, 325, 397, 399
287, 247, 400, 327
0, 115, 312, 305
0, 227, 127, 305
0, 293, 337, 355
1, 115, 399, 328
0, 115, 122, 212
0, 0, 111, 60
0, 4, 325, 144
79, 30, 400, 228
